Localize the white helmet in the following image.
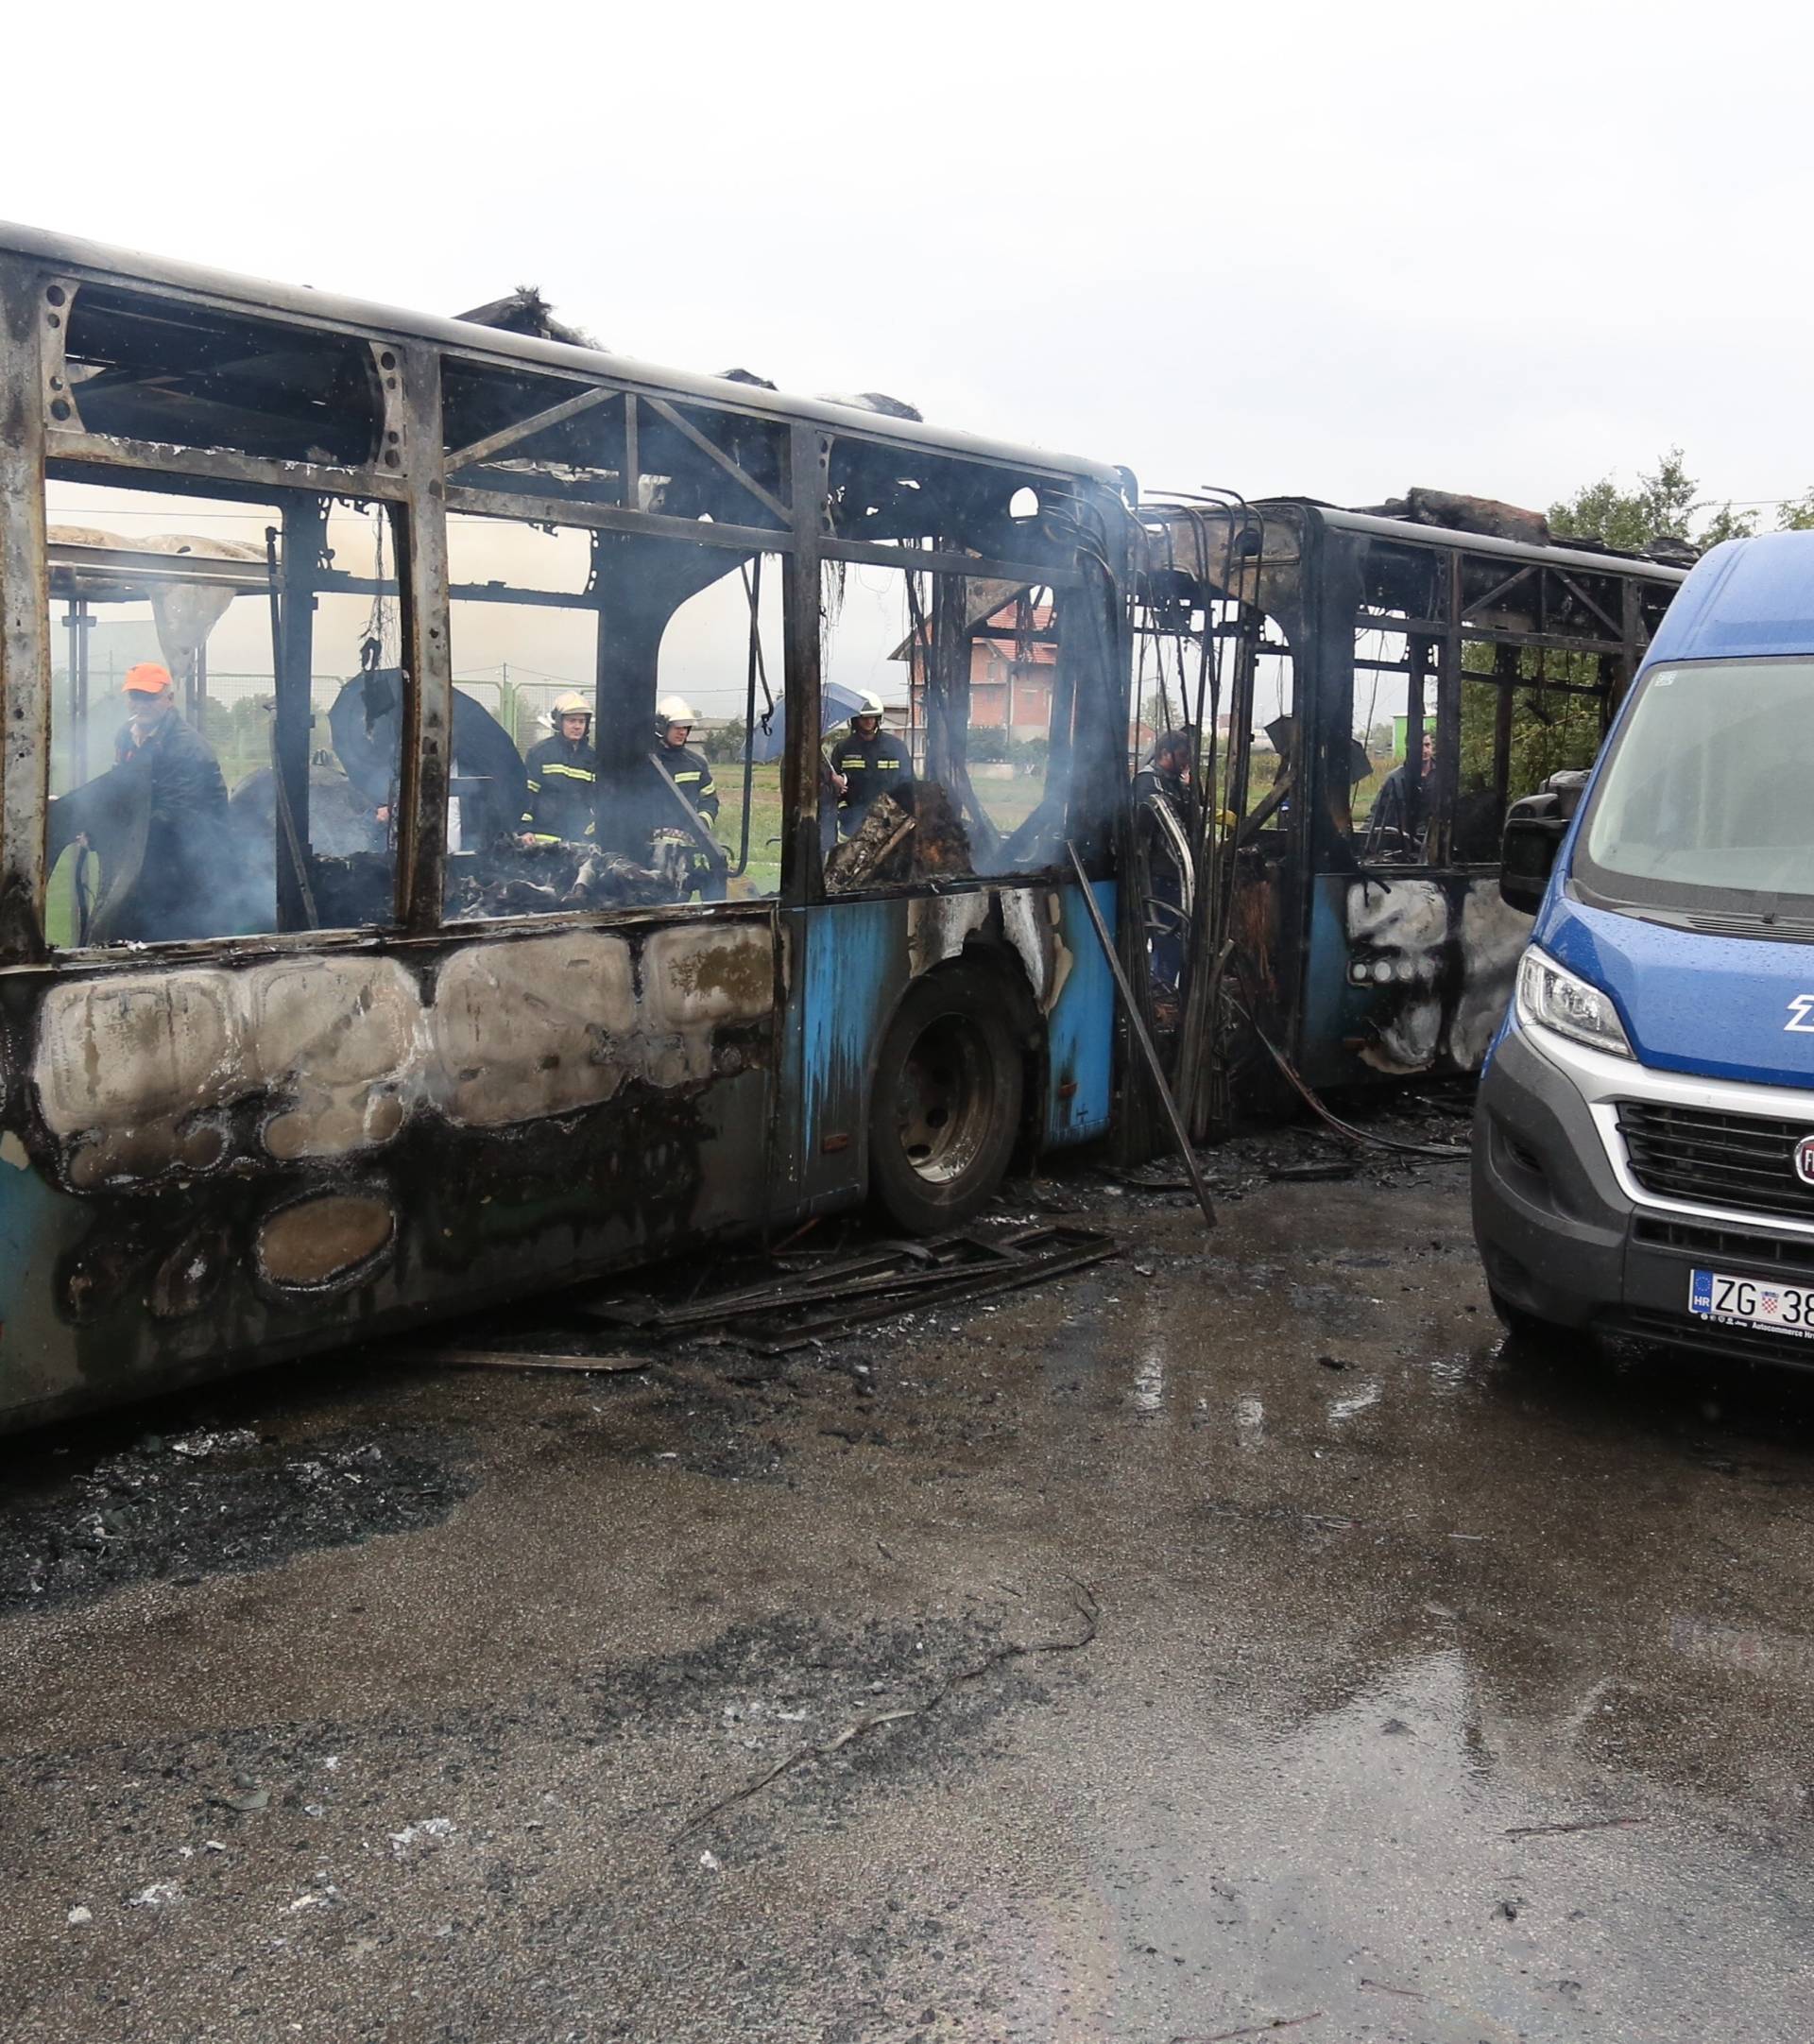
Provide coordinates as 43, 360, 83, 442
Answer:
657, 694, 697, 728
853, 690, 886, 720
551, 689, 590, 720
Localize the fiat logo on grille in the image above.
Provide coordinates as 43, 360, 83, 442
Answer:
1796, 1136, 1814, 1187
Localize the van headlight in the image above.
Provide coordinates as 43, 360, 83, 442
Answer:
1515, 947, 1633, 1058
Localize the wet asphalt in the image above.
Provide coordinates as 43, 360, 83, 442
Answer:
5, 1135, 1814, 2043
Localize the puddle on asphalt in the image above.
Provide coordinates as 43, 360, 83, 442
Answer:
1326, 1380, 1381, 1424
1090, 1644, 1810, 2044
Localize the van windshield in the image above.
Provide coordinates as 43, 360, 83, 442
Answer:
1577, 657, 1814, 919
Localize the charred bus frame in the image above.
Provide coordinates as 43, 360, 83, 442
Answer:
0, 223, 1136, 1428
1132, 498, 1686, 1128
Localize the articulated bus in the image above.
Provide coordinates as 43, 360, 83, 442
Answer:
1128, 496, 1686, 1132
0, 223, 1136, 1428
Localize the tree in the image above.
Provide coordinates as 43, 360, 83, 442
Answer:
1460, 450, 1813, 808
1550, 447, 1814, 556
1549, 447, 1700, 551
698, 719, 749, 764
1697, 502, 1760, 549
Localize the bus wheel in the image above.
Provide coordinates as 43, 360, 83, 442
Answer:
870, 968, 1024, 1234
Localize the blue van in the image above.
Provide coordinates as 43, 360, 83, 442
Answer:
1474, 530, 1814, 1361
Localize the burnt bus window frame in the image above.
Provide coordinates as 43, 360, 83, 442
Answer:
820, 554, 1089, 898
813, 442, 1129, 902
440, 357, 792, 535
0, 249, 419, 969
43, 274, 402, 482
1329, 531, 1672, 883
41, 459, 415, 952
436, 506, 791, 922
435, 349, 805, 936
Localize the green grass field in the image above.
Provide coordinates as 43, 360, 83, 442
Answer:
714, 761, 785, 898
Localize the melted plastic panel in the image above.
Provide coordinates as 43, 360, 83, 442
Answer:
254, 1192, 396, 1291
30, 926, 780, 1193
36, 971, 242, 1188
245, 957, 421, 1159
1336, 874, 1529, 1076
640, 922, 775, 1086
999, 885, 1068, 1014
430, 934, 639, 1126
905, 891, 991, 978
1450, 881, 1533, 1069
34, 957, 421, 1189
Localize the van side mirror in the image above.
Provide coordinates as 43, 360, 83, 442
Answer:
1499, 771, 1587, 915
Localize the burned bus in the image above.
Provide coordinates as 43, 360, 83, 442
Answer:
0, 222, 1136, 1428
1129, 494, 1686, 1129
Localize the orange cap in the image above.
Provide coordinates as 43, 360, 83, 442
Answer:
123, 662, 173, 696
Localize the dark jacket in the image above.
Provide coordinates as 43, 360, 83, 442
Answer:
828, 728, 911, 833
1132, 762, 1193, 828
1369, 760, 1430, 849
111, 712, 229, 940
659, 742, 719, 825
521, 732, 598, 842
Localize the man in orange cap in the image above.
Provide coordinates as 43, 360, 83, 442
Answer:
109, 662, 229, 939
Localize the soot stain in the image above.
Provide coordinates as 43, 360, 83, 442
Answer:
0, 1423, 476, 1612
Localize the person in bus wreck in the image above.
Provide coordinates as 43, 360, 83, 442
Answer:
520, 690, 599, 845
827, 691, 911, 837
1133, 729, 1196, 988
1368, 727, 1434, 852
655, 696, 719, 824
104, 661, 230, 941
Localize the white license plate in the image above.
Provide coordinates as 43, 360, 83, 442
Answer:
1690, 1268, 1814, 1338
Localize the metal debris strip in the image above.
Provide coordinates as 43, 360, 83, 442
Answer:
1503, 1814, 1650, 1841
581, 1224, 1119, 1354
405, 1348, 650, 1375
1064, 840, 1218, 1229
1174, 2018, 1326, 2043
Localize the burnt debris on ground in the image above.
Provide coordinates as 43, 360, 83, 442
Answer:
380, 1086, 1471, 1383
0, 1423, 474, 1613
578, 1224, 1119, 1354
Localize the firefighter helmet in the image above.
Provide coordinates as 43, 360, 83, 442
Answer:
656, 694, 698, 730
551, 689, 591, 721
852, 690, 886, 720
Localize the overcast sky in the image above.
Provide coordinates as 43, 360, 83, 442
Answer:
12, 2, 1811, 529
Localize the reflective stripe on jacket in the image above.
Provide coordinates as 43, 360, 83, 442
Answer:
521, 734, 598, 841
661, 743, 719, 824
830, 730, 911, 825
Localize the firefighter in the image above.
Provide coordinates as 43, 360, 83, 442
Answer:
655, 695, 719, 824
520, 689, 598, 844
827, 691, 911, 836
105, 661, 229, 941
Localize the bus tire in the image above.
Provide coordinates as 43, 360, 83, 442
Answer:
869, 967, 1025, 1235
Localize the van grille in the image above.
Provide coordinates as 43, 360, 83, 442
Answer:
1633, 1214, 1814, 1277
1604, 1306, 1814, 1367
1616, 1100, 1814, 1221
